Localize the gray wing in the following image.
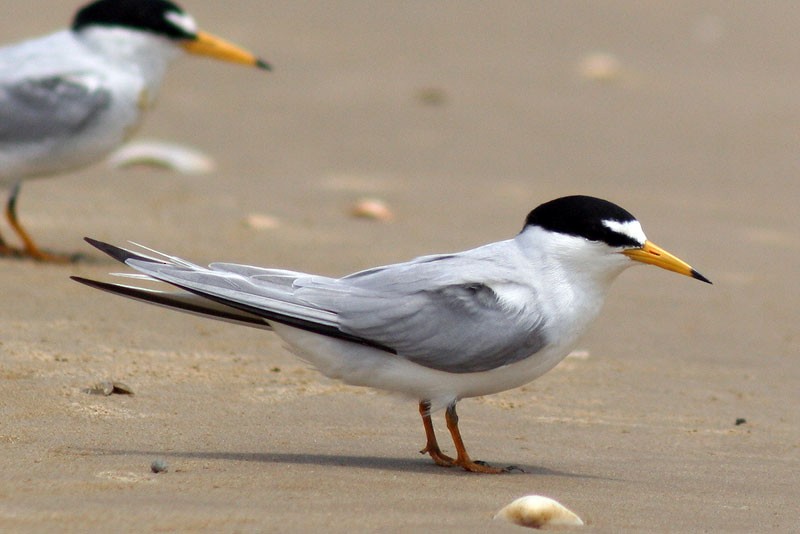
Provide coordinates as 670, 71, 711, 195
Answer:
83, 240, 548, 374
295, 252, 549, 374
0, 74, 111, 143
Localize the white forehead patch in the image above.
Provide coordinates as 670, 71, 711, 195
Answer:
602, 219, 647, 245
164, 11, 198, 35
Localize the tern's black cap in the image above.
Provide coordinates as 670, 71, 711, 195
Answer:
523, 195, 642, 248
72, 0, 195, 39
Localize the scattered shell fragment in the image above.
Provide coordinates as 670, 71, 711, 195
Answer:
107, 140, 216, 174
495, 495, 584, 529
151, 459, 169, 473
566, 349, 591, 360
83, 380, 134, 396
96, 470, 153, 484
243, 213, 281, 230
415, 87, 448, 106
350, 198, 394, 222
578, 52, 622, 82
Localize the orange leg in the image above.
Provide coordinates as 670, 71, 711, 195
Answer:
4, 182, 70, 263
418, 401, 455, 467
0, 185, 21, 257
444, 403, 518, 474
0, 227, 16, 256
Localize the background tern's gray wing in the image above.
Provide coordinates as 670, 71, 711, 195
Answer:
0, 74, 110, 143
295, 249, 549, 374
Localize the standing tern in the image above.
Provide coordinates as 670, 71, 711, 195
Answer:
72, 195, 711, 473
0, 0, 269, 261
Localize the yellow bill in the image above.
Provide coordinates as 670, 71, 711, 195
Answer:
183, 31, 271, 70
623, 241, 711, 284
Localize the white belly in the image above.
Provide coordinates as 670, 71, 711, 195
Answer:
270, 323, 580, 412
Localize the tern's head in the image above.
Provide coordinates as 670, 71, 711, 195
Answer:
72, 0, 270, 70
522, 195, 711, 284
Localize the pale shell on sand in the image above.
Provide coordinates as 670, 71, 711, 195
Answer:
107, 140, 216, 174
243, 213, 282, 230
578, 52, 622, 82
495, 495, 584, 529
350, 198, 394, 222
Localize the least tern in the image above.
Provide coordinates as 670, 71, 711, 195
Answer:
73, 195, 711, 473
0, 0, 269, 261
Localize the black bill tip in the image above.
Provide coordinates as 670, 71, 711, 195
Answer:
256, 58, 272, 71
691, 269, 712, 285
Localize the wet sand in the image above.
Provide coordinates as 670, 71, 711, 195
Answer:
1, 2, 798, 531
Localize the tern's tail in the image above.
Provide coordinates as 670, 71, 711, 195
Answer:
72, 238, 271, 329
72, 238, 392, 352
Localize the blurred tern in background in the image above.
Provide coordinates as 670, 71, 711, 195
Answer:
0, 0, 270, 261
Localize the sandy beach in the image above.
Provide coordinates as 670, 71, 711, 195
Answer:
1, 1, 798, 531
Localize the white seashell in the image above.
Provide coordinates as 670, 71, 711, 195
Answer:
107, 140, 216, 174
495, 495, 584, 529
350, 198, 394, 222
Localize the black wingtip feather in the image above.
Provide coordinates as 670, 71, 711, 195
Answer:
71, 275, 110, 290
83, 237, 162, 265
70, 276, 270, 328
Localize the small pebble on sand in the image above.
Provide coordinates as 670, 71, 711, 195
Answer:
151, 459, 169, 473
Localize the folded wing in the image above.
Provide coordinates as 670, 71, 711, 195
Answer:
77, 239, 549, 374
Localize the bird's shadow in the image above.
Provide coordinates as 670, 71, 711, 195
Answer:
82, 447, 599, 479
